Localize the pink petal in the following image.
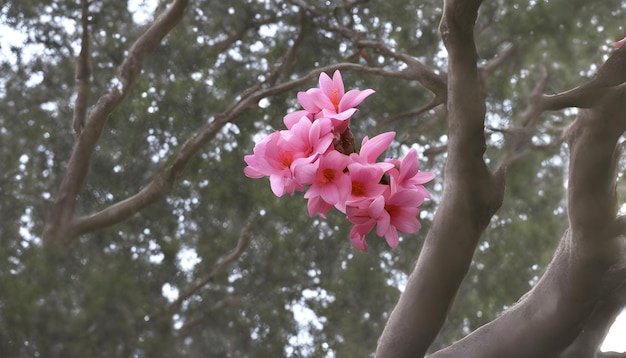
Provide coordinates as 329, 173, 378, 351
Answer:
350, 232, 368, 252
613, 36, 626, 48
384, 229, 399, 249
283, 111, 310, 129
368, 195, 386, 218
307, 196, 333, 217
393, 215, 421, 234
318, 72, 336, 99
399, 149, 419, 180
320, 184, 340, 205
310, 88, 336, 112
293, 161, 317, 185
388, 190, 423, 207
243, 166, 265, 179
298, 89, 321, 113
375, 211, 391, 238
331, 70, 345, 95
269, 175, 287, 197
321, 108, 357, 120
338, 89, 375, 112
360, 132, 395, 163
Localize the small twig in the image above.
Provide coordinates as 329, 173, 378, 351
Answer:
264, 10, 307, 86
72, 0, 91, 137
169, 214, 256, 311
375, 96, 445, 130
43, 0, 190, 244
496, 66, 551, 173
479, 42, 517, 78
176, 296, 240, 335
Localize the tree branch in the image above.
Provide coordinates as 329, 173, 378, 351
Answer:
539, 45, 626, 111
328, 24, 448, 98
479, 42, 517, 78
560, 292, 626, 358
376, 1, 506, 356
43, 0, 189, 244
375, 96, 444, 130
169, 215, 255, 311
176, 296, 241, 335
72, 0, 91, 136
430, 85, 626, 358
497, 66, 551, 170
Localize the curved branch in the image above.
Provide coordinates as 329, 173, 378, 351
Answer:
43, 0, 189, 244
117, 0, 189, 91
169, 214, 255, 311
430, 85, 626, 358
375, 95, 444, 130
72, 0, 91, 136
327, 23, 448, 98
539, 45, 626, 111
479, 42, 517, 78
497, 66, 551, 171
377, 1, 506, 357
176, 296, 241, 335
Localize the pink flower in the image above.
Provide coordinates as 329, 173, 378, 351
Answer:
348, 219, 375, 252
300, 70, 375, 132
613, 36, 626, 48
244, 69, 436, 251
316, 70, 375, 114
388, 148, 435, 199
283, 110, 312, 129
346, 189, 424, 251
377, 190, 424, 248
243, 132, 303, 197
243, 116, 333, 197
295, 150, 352, 208
344, 162, 389, 209
306, 195, 334, 218
350, 132, 396, 172
284, 116, 334, 160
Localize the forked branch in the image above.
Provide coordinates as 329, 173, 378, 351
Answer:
430, 85, 626, 358
43, 0, 190, 244
376, 1, 506, 356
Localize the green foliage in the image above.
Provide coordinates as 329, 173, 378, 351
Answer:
0, 0, 623, 356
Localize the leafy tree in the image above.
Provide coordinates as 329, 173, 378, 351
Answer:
1, 0, 625, 357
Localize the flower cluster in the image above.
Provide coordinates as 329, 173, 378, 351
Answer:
244, 70, 435, 251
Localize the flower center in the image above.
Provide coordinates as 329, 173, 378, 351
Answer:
279, 152, 293, 169
322, 168, 335, 183
330, 88, 340, 112
352, 181, 365, 196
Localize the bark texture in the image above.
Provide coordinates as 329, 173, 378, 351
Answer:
376, 1, 626, 357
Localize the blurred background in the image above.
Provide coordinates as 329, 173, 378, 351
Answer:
1, 0, 624, 356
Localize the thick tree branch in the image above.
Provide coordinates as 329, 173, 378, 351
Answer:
376, 1, 507, 356
43, 0, 189, 244
539, 45, 626, 111
560, 292, 626, 358
430, 85, 626, 358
